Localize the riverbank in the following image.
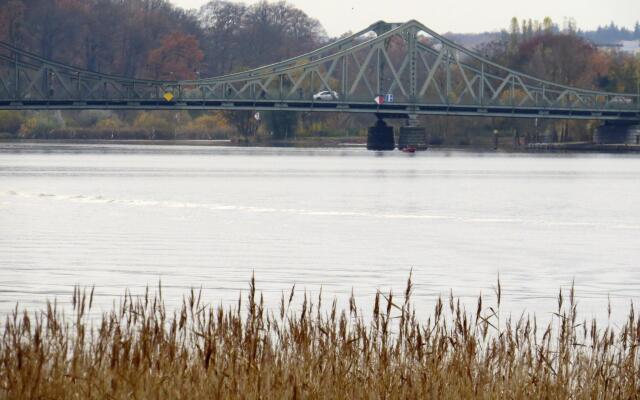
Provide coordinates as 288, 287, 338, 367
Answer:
0, 137, 369, 149
528, 142, 640, 153
1, 278, 638, 399
5, 138, 640, 153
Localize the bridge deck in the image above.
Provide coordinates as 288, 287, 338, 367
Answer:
1, 99, 637, 121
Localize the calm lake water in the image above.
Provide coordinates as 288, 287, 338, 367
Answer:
1, 143, 639, 323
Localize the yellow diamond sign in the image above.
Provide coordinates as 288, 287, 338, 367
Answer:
163, 92, 174, 102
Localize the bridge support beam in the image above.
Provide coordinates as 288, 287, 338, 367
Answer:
398, 114, 428, 150
594, 121, 640, 145
367, 118, 395, 151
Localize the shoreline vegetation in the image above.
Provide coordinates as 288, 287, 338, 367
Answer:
1, 276, 638, 398
3, 138, 640, 153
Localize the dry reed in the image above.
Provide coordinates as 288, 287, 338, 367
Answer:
1, 274, 638, 399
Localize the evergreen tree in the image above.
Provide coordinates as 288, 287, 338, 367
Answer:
527, 19, 534, 37
508, 17, 520, 53
543, 17, 554, 34
509, 17, 520, 35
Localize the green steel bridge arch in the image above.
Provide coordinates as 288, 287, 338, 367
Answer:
0, 20, 638, 122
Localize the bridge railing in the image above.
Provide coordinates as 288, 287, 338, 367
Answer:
0, 43, 172, 102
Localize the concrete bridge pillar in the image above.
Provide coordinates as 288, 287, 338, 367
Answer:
397, 114, 428, 150
594, 121, 640, 145
367, 119, 395, 151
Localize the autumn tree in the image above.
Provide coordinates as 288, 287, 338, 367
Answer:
146, 32, 204, 80
198, 0, 247, 75
482, 19, 606, 88
601, 53, 640, 93
198, 0, 325, 75
0, 0, 25, 44
478, 18, 615, 142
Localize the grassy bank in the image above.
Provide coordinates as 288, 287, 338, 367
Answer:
1, 276, 638, 399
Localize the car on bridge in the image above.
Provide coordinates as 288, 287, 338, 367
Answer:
313, 90, 339, 101
610, 97, 633, 105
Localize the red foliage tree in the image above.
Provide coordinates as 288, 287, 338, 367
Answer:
146, 32, 204, 80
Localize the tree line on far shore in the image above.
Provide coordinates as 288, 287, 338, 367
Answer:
0, 1, 638, 146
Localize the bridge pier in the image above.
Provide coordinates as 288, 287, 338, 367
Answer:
397, 114, 428, 150
367, 118, 395, 151
594, 121, 640, 145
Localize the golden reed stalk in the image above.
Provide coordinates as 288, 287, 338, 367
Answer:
1, 275, 638, 399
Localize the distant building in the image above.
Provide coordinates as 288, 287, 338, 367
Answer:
618, 40, 640, 55
595, 43, 622, 53
595, 40, 640, 55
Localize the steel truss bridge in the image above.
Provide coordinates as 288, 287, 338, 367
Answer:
0, 20, 639, 122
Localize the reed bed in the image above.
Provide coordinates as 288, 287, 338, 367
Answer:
1, 275, 638, 399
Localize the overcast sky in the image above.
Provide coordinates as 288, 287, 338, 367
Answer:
169, 0, 640, 37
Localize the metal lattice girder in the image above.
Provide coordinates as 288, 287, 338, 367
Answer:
0, 20, 639, 121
